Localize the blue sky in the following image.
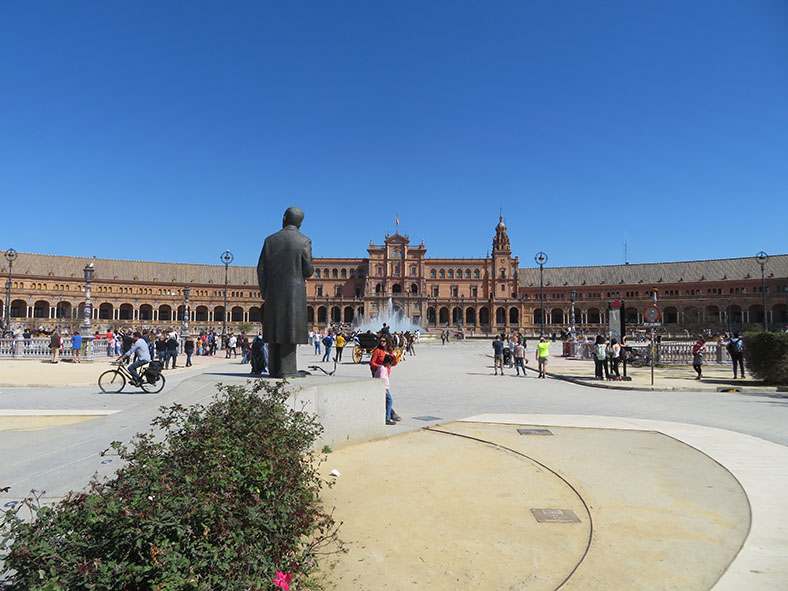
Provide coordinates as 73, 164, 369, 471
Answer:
2, 1, 787, 270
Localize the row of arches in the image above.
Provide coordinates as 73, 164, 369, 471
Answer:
0, 300, 265, 324
307, 306, 364, 325
4, 299, 787, 328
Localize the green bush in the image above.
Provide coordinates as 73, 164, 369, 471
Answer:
1, 380, 341, 590
742, 331, 788, 384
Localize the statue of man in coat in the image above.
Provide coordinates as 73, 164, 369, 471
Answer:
256, 206, 314, 377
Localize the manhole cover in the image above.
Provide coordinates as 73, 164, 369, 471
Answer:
414, 416, 442, 421
517, 428, 553, 436
530, 508, 581, 523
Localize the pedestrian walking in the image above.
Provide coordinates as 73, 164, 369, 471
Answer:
513, 341, 527, 376
71, 332, 83, 363
165, 334, 179, 369
609, 338, 622, 380
322, 333, 333, 362
184, 337, 195, 367
335, 333, 345, 362
375, 354, 398, 425
50, 330, 61, 363
594, 335, 609, 380
692, 337, 705, 380
492, 335, 505, 376
536, 337, 550, 378
727, 332, 745, 378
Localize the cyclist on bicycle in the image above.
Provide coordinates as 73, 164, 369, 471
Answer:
117, 331, 151, 386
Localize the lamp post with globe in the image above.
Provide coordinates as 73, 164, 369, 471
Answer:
755, 251, 769, 331
80, 262, 95, 337
182, 285, 191, 339
220, 250, 234, 340
534, 251, 548, 337
3, 249, 17, 332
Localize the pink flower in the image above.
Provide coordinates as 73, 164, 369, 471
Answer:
272, 571, 292, 590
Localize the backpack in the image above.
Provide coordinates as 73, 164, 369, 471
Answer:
596, 344, 607, 360
322, 336, 332, 347
146, 361, 163, 383
729, 338, 743, 354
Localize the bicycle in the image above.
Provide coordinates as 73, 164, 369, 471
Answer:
98, 359, 166, 393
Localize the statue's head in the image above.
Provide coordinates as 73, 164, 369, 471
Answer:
283, 206, 305, 228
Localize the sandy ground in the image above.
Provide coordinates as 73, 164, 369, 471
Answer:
0, 415, 101, 431
315, 421, 749, 591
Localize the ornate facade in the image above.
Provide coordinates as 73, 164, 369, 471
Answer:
3, 218, 787, 335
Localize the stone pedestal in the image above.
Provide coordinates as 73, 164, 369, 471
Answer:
268, 343, 299, 378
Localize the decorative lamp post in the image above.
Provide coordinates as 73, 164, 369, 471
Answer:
3, 249, 17, 331
756, 251, 769, 331
534, 251, 548, 337
182, 285, 191, 338
569, 289, 577, 342
220, 250, 234, 339
81, 262, 95, 337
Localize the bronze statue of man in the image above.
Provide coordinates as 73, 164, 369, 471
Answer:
256, 206, 314, 377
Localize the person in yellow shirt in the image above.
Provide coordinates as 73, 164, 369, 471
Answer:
535, 337, 550, 379
335, 333, 346, 362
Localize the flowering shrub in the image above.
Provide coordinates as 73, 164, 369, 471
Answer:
1, 380, 341, 590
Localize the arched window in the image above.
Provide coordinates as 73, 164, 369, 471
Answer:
341, 269, 347, 279
439, 269, 445, 279
448, 270, 454, 279
315, 269, 321, 278
474, 270, 480, 279
465, 269, 471, 279
431, 269, 437, 278
456, 269, 462, 278
332, 269, 338, 279
358, 269, 364, 278
349, 269, 356, 278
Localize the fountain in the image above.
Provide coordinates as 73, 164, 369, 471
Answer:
354, 298, 424, 333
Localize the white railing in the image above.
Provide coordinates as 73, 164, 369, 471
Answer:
628, 342, 731, 365
566, 341, 732, 365
0, 337, 112, 359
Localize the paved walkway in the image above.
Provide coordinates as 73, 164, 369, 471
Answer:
1, 340, 786, 589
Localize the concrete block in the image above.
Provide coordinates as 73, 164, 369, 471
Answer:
284, 377, 386, 451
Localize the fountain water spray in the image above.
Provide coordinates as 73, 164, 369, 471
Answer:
354, 298, 424, 333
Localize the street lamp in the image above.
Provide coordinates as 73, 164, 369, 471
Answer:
182, 285, 191, 338
756, 251, 769, 331
3, 249, 17, 331
220, 250, 234, 339
569, 289, 577, 342
80, 262, 95, 336
534, 251, 548, 337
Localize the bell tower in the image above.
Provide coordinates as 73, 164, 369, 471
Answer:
491, 213, 517, 299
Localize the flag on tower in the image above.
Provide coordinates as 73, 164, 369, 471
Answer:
395, 214, 399, 226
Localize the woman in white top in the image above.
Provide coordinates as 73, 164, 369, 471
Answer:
609, 338, 622, 380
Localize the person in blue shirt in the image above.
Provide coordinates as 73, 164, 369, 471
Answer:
71, 332, 83, 363
492, 335, 505, 376
118, 332, 152, 386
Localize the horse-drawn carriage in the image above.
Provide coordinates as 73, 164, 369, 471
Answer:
352, 332, 406, 364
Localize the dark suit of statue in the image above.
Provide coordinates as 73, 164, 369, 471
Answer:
257, 207, 314, 377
